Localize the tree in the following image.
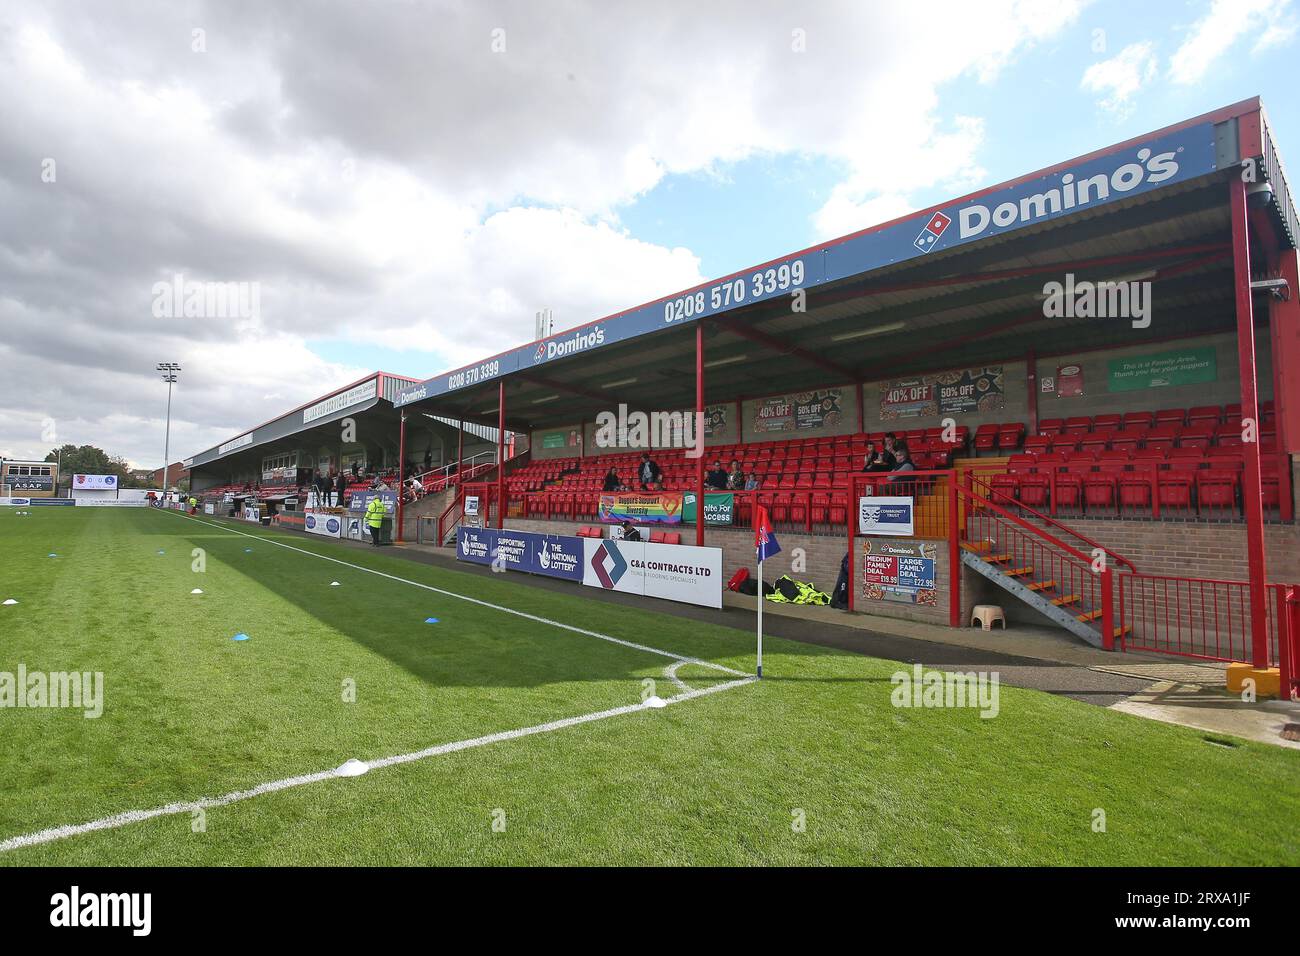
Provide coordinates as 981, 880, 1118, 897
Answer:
44, 445, 130, 492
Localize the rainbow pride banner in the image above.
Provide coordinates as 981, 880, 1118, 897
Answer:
597, 492, 683, 525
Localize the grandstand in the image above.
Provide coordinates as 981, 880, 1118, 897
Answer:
378, 98, 1299, 697
176, 98, 1300, 699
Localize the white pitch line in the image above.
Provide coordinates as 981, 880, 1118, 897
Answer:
0, 676, 756, 853
165, 511, 747, 678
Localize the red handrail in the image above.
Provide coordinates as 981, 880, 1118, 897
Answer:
966, 471, 1139, 572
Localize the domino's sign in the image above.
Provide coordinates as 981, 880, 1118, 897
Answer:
858, 496, 915, 536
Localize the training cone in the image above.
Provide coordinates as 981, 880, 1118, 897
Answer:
336, 758, 369, 778
232, 633, 249, 642
191, 588, 204, 595
425, 617, 440, 624
2, 599, 17, 606
330, 581, 341, 587
48, 553, 57, 558
642, 695, 668, 709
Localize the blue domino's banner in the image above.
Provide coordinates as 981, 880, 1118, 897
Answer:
28, 497, 76, 507
456, 527, 584, 582
395, 122, 1219, 408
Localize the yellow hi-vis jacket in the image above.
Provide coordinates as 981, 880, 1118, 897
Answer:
365, 496, 387, 528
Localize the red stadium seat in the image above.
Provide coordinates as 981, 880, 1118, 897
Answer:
1122, 410, 1155, 430
1018, 474, 1050, 508
1197, 470, 1239, 513
1187, 405, 1222, 426
1083, 473, 1117, 510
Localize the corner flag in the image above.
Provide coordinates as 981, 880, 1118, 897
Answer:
753, 505, 780, 679
755, 506, 781, 562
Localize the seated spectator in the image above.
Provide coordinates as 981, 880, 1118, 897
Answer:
603, 467, 622, 492
862, 441, 891, 472
743, 471, 761, 491
620, 520, 641, 542
705, 459, 729, 490
637, 453, 662, 491
727, 458, 745, 490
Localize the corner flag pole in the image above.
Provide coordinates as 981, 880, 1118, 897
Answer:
757, 554, 763, 679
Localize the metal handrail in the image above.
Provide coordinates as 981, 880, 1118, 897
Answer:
967, 471, 1139, 572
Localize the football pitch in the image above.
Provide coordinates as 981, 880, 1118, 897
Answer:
1, 506, 1297, 866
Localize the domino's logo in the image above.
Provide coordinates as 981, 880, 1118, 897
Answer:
912, 211, 951, 254
589, 539, 628, 589
534, 343, 547, 363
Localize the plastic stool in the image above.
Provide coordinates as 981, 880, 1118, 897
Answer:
970, 605, 1006, 630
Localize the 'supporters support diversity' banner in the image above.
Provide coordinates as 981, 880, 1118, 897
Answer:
597, 492, 683, 524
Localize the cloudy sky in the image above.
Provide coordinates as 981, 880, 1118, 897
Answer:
1, 0, 1296, 467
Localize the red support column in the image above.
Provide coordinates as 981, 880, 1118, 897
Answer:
496, 381, 506, 530
1025, 348, 1038, 437
1230, 178, 1270, 667
1270, 251, 1297, 522
456, 418, 464, 480
396, 411, 406, 542
695, 323, 705, 547
847, 475, 856, 612
948, 475, 960, 627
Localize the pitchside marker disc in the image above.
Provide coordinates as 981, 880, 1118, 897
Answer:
2, 599, 16, 606
336, 759, 369, 777
642, 696, 667, 709
191, 588, 204, 594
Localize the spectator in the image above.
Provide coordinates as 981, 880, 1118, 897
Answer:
863, 441, 891, 473
880, 433, 899, 471
603, 466, 622, 492
727, 458, 744, 490
637, 453, 662, 491
423, 449, 432, 471
705, 459, 729, 490
743, 471, 761, 491
351, 460, 360, 480
620, 520, 641, 542
892, 442, 916, 472
322, 472, 334, 508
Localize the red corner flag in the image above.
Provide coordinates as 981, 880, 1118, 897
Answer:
755, 505, 781, 563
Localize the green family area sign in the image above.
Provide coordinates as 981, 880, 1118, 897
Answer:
1107, 347, 1216, 392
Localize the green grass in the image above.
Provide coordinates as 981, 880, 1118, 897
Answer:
0, 506, 1297, 865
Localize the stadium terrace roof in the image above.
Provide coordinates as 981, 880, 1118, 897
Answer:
186, 372, 415, 469
186, 372, 505, 471
394, 97, 1297, 433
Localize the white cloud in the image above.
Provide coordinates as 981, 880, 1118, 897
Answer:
1169, 0, 1295, 85
1081, 41, 1158, 117
0, 0, 1084, 466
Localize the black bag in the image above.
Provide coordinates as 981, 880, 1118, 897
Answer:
775, 576, 802, 602
830, 552, 850, 609
737, 578, 775, 596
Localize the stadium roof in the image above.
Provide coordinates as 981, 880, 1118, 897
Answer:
394, 97, 1297, 433
187, 371, 502, 470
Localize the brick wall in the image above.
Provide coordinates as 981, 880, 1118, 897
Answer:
499, 517, 952, 625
